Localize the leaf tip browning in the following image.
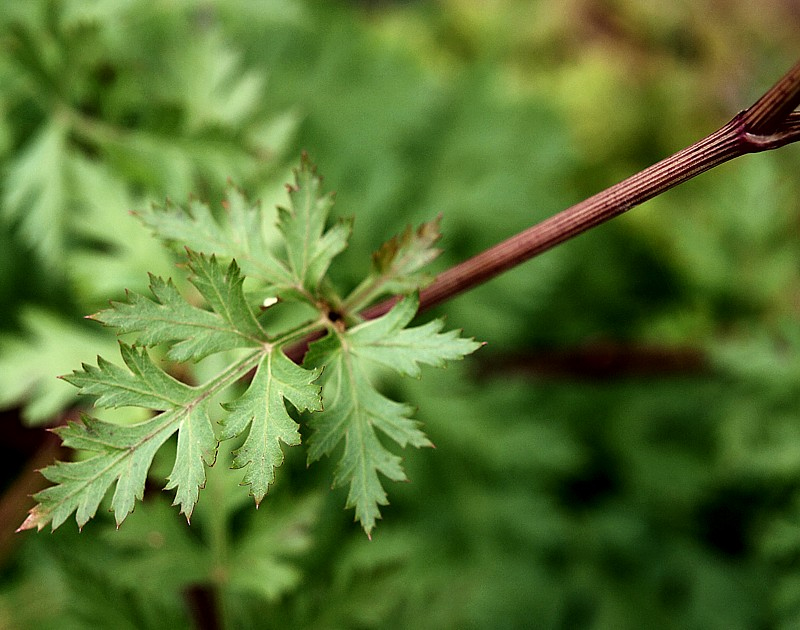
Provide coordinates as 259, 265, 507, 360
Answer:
299, 149, 314, 171
16, 508, 43, 533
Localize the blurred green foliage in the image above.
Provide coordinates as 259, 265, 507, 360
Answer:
1, 0, 799, 628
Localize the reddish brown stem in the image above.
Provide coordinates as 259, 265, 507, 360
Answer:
742, 59, 800, 134
360, 59, 800, 322
275, 60, 800, 365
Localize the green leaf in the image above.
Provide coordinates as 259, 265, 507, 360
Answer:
2, 119, 68, 265
137, 186, 294, 288
0, 308, 118, 425
346, 218, 443, 309
92, 252, 266, 361
20, 345, 218, 531
65, 156, 175, 304
184, 250, 265, 343
138, 158, 350, 301
164, 403, 218, 517
348, 293, 483, 378
18, 416, 170, 532
28, 156, 480, 534
63, 343, 197, 410
221, 350, 322, 504
305, 295, 480, 535
178, 30, 264, 132
372, 218, 442, 278
227, 492, 322, 601
277, 155, 352, 293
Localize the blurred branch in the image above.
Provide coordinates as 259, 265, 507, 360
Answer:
0, 426, 65, 565
355, 58, 800, 323
184, 586, 223, 630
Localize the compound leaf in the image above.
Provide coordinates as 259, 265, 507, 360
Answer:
26, 156, 480, 535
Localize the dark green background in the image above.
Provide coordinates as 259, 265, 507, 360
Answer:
1, 1, 799, 628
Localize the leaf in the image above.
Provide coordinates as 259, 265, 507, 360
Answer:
277, 154, 352, 293
63, 343, 196, 410
185, 250, 265, 343
164, 404, 218, 517
372, 219, 442, 278
305, 295, 481, 535
19, 344, 217, 531
221, 350, 322, 504
65, 156, 175, 304
2, 119, 68, 265
227, 492, 322, 601
347, 218, 443, 308
348, 293, 483, 378
0, 308, 118, 425
138, 158, 351, 301
137, 186, 294, 288
28, 156, 481, 534
179, 29, 264, 132
92, 252, 266, 362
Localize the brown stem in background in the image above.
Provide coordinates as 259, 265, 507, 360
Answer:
184, 585, 223, 630
0, 427, 66, 565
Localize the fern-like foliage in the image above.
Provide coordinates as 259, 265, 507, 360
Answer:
20, 156, 480, 536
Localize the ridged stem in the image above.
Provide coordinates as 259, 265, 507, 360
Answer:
361, 59, 800, 321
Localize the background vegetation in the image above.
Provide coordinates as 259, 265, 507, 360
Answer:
1, 1, 799, 627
